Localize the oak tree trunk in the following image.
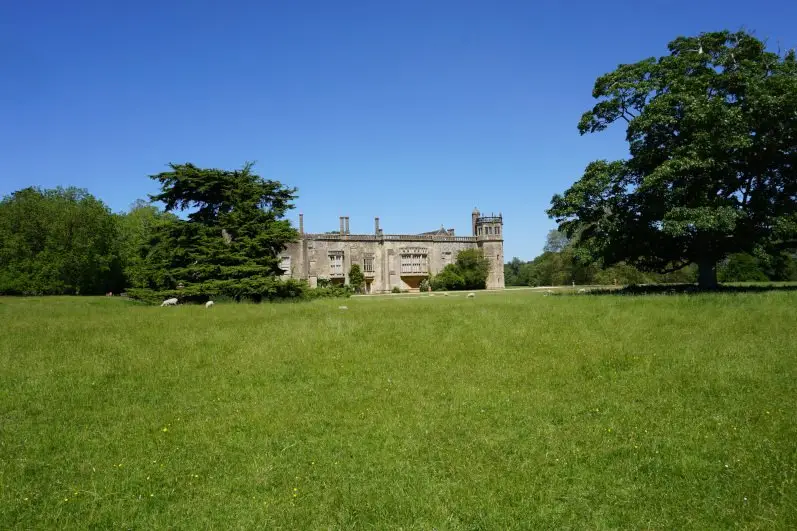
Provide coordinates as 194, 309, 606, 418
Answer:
697, 259, 718, 290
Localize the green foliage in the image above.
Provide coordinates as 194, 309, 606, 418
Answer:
548, 31, 797, 289
506, 226, 700, 287
127, 278, 351, 304
391, 286, 401, 293
114, 200, 176, 289
418, 278, 430, 292
127, 277, 308, 304
0, 187, 123, 295
431, 249, 490, 291
303, 284, 353, 299
137, 162, 299, 298
348, 264, 365, 292
718, 253, 773, 283
454, 249, 490, 290
431, 264, 465, 291
543, 229, 569, 253
766, 252, 797, 281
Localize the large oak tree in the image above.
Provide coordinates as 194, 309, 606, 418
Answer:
548, 31, 797, 288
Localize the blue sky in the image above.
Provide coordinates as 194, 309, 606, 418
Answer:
2, 0, 795, 260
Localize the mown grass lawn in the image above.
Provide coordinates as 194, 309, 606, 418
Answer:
1, 291, 795, 529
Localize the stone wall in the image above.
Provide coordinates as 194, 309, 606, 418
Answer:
279, 211, 505, 292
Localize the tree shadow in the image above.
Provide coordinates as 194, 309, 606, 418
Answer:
584, 283, 797, 296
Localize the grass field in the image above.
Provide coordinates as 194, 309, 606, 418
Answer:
1, 291, 795, 529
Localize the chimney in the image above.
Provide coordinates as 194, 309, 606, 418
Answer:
339, 216, 344, 234
299, 213, 304, 235
344, 216, 350, 235
375, 217, 380, 235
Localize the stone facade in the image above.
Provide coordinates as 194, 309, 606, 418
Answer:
279, 208, 504, 293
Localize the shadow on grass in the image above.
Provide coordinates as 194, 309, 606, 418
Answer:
583, 283, 797, 296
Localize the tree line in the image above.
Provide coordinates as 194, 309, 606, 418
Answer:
505, 230, 797, 287
2, 30, 794, 296
0, 164, 322, 301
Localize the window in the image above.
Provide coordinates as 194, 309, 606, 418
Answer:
400, 253, 427, 274
329, 252, 343, 276
496, 226, 501, 235
363, 256, 374, 273
279, 256, 291, 276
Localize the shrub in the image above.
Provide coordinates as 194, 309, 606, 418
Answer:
127, 277, 352, 305
431, 264, 465, 291
455, 249, 489, 290
348, 265, 365, 292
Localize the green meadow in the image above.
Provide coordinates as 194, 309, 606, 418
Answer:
1, 291, 795, 529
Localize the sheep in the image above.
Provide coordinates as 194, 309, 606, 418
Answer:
161, 297, 178, 307
577, 288, 587, 294
338, 305, 348, 310
205, 300, 214, 308
467, 292, 476, 298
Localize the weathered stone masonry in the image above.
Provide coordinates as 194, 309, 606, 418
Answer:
279, 208, 504, 293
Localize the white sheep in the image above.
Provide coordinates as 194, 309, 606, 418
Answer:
467, 292, 476, 298
578, 288, 587, 294
205, 300, 214, 308
161, 297, 178, 307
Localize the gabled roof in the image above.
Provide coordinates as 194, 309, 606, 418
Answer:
418, 225, 451, 236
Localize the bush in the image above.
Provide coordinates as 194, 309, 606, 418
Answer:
127, 278, 352, 305
455, 249, 490, 290
419, 278, 430, 292
431, 265, 465, 291
718, 253, 770, 282
304, 284, 353, 300
348, 265, 365, 292
391, 286, 401, 293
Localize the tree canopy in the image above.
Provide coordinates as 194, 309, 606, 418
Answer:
0, 187, 123, 295
432, 249, 490, 291
132, 163, 300, 300
548, 31, 797, 288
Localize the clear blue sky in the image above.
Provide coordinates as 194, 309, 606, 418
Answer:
2, 0, 795, 260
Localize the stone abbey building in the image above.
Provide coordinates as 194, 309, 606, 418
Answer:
279, 208, 504, 293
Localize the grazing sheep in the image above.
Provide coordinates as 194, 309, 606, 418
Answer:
544, 290, 554, 296
467, 292, 476, 298
205, 300, 214, 308
338, 305, 348, 310
578, 288, 587, 294
429, 293, 435, 297
161, 297, 178, 307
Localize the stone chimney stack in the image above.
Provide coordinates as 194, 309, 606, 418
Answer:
299, 213, 304, 235
339, 216, 344, 234
375, 217, 380, 235
344, 217, 350, 235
